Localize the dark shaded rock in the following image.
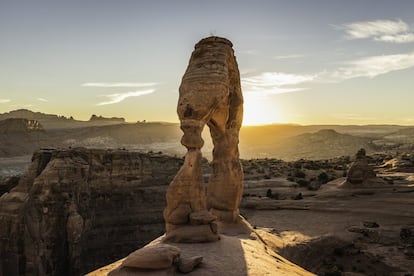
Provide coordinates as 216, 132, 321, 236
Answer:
0, 148, 182, 276
292, 193, 303, 200
363, 221, 379, 228
0, 176, 20, 196
400, 227, 414, 244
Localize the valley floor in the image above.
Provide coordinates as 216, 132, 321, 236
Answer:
242, 177, 414, 275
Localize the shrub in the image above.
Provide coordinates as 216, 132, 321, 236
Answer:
294, 170, 306, 178
318, 172, 329, 184
266, 188, 273, 198
296, 179, 309, 187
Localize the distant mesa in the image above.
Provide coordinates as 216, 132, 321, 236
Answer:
89, 114, 125, 123
0, 109, 73, 121
0, 118, 44, 134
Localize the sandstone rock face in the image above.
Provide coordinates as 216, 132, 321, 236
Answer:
122, 244, 181, 269
347, 148, 376, 184
164, 36, 243, 240
0, 148, 182, 276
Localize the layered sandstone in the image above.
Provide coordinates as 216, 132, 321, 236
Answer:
163, 37, 244, 244
0, 148, 182, 275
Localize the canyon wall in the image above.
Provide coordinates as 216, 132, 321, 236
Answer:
0, 148, 182, 275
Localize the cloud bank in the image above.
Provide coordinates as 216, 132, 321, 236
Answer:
0, 99, 11, 103
341, 19, 414, 43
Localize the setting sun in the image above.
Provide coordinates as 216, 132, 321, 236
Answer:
242, 94, 283, 126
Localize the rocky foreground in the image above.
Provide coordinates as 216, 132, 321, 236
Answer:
1, 148, 414, 275
89, 218, 314, 276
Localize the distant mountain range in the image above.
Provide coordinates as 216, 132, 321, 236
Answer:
0, 109, 126, 129
1, 109, 414, 160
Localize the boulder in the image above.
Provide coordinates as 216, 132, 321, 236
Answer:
122, 244, 181, 269
177, 256, 203, 273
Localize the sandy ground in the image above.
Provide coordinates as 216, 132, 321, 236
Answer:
241, 176, 414, 275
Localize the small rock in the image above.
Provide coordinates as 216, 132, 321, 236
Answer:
363, 221, 379, 228
122, 243, 181, 269
348, 227, 379, 242
403, 245, 414, 259
178, 256, 203, 273
400, 227, 414, 244
292, 193, 303, 200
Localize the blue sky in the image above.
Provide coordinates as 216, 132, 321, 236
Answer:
1, 0, 414, 125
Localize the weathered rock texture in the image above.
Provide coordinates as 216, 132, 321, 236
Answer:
163, 36, 243, 242
341, 148, 388, 188
90, 224, 314, 276
347, 148, 376, 184
0, 148, 182, 276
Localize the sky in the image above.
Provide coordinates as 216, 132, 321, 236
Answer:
0, 0, 414, 126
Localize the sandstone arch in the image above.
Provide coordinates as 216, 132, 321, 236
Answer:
164, 36, 244, 242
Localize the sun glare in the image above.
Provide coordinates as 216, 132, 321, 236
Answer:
242, 94, 283, 126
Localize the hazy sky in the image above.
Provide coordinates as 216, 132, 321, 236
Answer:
1, 0, 414, 125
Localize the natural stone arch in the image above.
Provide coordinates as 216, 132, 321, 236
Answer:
163, 36, 244, 242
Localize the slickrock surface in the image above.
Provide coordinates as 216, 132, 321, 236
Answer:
89, 219, 314, 276
0, 148, 182, 275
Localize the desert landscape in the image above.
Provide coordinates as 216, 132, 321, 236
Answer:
1, 41, 414, 275
1, 1, 414, 275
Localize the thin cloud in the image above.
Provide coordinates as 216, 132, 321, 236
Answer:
239, 49, 259, 55
322, 51, 414, 81
242, 72, 316, 95
97, 90, 155, 106
82, 82, 157, 88
243, 51, 414, 94
374, 33, 414, 43
0, 99, 11, 103
273, 54, 304, 60
340, 19, 414, 43
37, 98, 48, 102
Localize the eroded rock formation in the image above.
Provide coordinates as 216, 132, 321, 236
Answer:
347, 148, 376, 184
342, 148, 387, 188
0, 148, 182, 275
164, 36, 243, 242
